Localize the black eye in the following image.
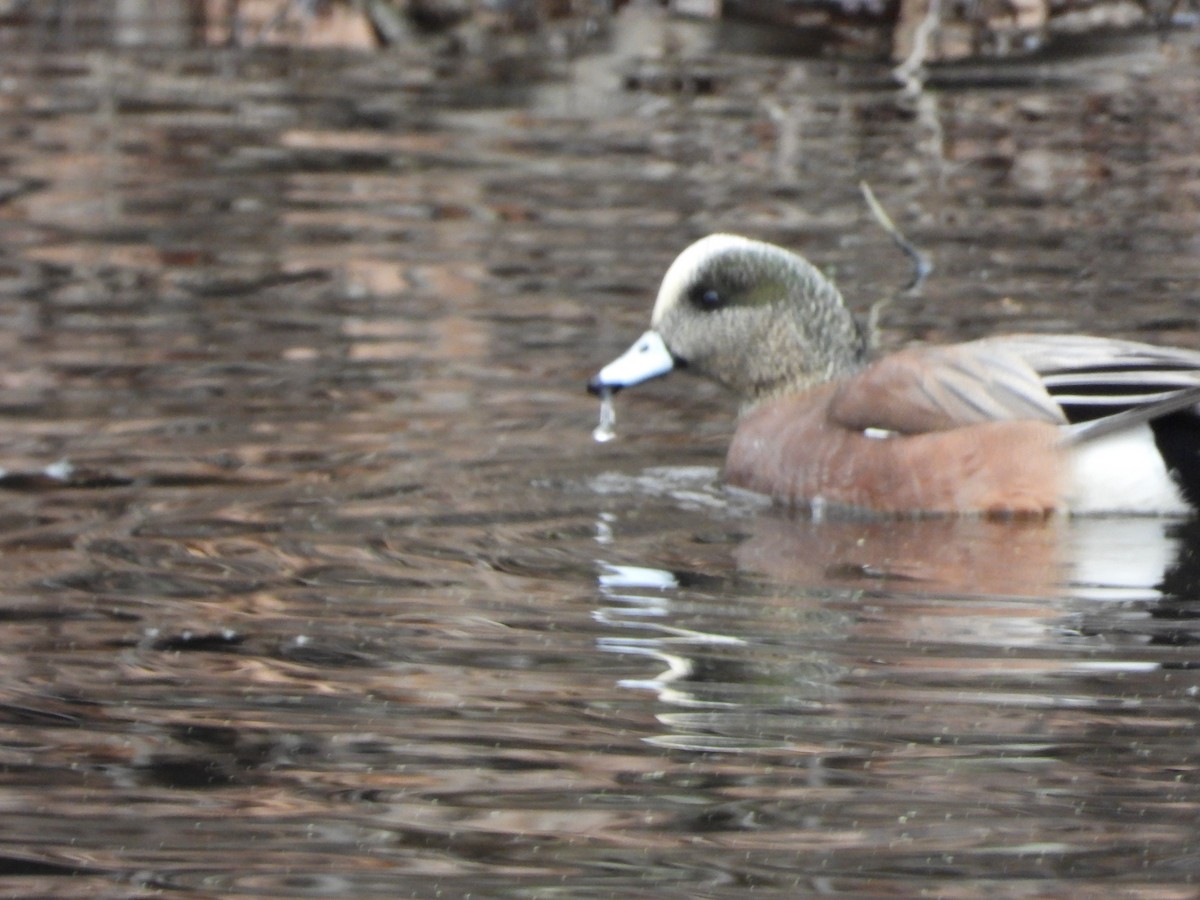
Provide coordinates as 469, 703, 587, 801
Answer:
690, 285, 725, 311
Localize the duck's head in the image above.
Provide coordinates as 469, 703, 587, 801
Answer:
588, 234, 867, 407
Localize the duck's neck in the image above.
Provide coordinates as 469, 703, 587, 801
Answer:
739, 303, 870, 411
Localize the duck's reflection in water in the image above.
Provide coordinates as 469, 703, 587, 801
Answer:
736, 514, 1184, 602
595, 512, 1200, 752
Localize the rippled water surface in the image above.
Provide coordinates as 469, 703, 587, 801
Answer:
2, 10, 1200, 897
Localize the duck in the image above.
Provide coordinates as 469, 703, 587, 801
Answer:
588, 233, 1200, 516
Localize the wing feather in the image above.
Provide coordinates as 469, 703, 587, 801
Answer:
828, 343, 1064, 433
828, 334, 1200, 438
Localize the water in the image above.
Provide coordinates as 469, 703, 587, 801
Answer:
593, 387, 617, 442
1, 7, 1200, 897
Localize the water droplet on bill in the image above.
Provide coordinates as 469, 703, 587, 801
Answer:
593, 388, 617, 442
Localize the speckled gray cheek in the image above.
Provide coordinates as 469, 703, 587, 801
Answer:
654, 305, 711, 364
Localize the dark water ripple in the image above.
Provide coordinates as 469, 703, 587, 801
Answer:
0, 9, 1199, 898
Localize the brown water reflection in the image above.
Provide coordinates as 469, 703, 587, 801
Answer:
1, 9, 1200, 898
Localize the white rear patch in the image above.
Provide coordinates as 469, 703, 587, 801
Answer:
1066, 424, 1189, 515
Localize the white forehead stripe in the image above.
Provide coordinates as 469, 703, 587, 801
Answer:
651, 234, 759, 325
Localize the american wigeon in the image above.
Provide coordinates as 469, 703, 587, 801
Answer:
588, 234, 1200, 516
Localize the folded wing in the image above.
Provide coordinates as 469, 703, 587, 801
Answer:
829, 334, 1200, 439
